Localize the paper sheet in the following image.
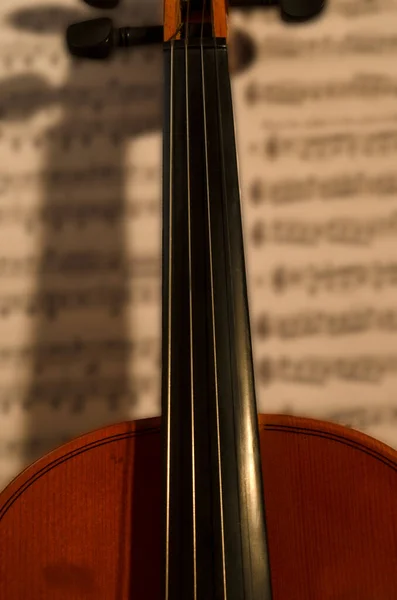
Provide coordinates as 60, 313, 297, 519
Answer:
0, 0, 396, 490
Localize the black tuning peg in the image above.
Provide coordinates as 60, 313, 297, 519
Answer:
83, 0, 120, 8
280, 0, 324, 21
66, 18, 163, 59
229, 0, 324, 21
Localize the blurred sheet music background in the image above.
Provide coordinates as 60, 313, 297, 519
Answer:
1, 0, 397, 491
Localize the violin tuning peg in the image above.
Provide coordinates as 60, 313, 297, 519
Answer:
280, 0, 324, 21
83, 0, 120, 8
66, 18, 164, 60
66, 17, 115, 59
228, 0, 324, 21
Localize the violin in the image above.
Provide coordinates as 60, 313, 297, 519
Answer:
1, 0, 397, 598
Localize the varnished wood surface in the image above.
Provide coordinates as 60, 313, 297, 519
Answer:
163, 0, 180, 41
0, 418, 163, 599
212, 0, 228, 38
163, 0, 228, 40
261, 415, 397, 599
1, 414, 397, 598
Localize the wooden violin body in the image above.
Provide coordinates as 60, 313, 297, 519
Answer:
1, 413, 396, 599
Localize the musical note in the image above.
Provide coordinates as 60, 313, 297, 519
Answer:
0, 252, 160, 278
0, 201, 159, 233
256, 33, 397, 61
264, 262, 397, 295
255, 307, 397, 340
0, 78, 159, 122
0, 336, 158, 367
251, 211, 397, 247
0, 284, 160, 320
246, 74, 397, 106
336, 0, 397, 19
250, 130, 397, 161
249, 171, 397, 205
0, 165, 160, 199
257, 355, 397, 386
0, 375, 156, 414
260, 114, 397, 130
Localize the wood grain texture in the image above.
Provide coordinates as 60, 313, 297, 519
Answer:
0, 418, 162, 599
260, 415, 397, 599
163, 0, 227, 40
1, 414, 397, 598
163, 0, 180, 41
212, 0, 228, 38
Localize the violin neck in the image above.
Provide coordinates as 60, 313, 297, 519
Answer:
161, 37, 271, 599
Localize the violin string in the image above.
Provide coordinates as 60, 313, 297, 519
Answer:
200, 1, 227, 597
184, 1, 198, 598
164, 30, 174, 600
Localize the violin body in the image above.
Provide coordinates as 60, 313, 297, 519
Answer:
1, 414, 396, 599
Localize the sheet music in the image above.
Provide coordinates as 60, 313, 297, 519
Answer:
0, 0, 396, 490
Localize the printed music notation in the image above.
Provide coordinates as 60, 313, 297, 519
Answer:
266, 403, 397, 434
0, 201, 159, 232
0, 375, 157, 414
257, 354, 397, 386
260, 114, 397, 130
260, 261, 397, 295
256, 33, 397, 60
0, 80, 160, 121
0, 284, 160, 319
0, 165, 159, 196
0, 336, 158, 368
1, 0, 397, 490
231, 0, 397, 452
255, 307, 397, 340
335, 0, 397, 19
235, 0, 397, 21
251, 212, 397, 247
250, 129, 397, 161
325, 405, 397, 430
246, 74, 397, 106
0, 121, 163, 150
249, 171, 397, 205
0, 252, 159, 277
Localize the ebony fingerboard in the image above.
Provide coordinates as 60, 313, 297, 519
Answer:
161, 37, 272, 600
